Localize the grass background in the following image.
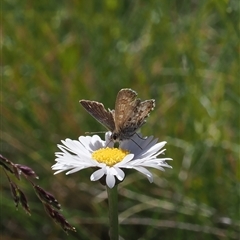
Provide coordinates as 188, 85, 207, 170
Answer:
2, 0, 239, 239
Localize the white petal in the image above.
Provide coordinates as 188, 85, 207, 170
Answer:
58, 140, 90, 158
89, 135, 106, 150
66, 167, 86, 174
139, 142, 167, 159
138, 163, 166, 171
131, 166, 154, 182
53, 169, 68, 174
90, 168, 105, 181
106, 173, 116, 188
115, 154, 134, 167
78, 135, 96, 152
105, 132, 114, 147
113, 167, 125, 181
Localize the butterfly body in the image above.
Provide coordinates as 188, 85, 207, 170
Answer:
80, 88, 155, 142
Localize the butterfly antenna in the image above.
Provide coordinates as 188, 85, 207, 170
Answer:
85, 131, 106, 135
130, 138, 143, 150
135, 132, 147, 140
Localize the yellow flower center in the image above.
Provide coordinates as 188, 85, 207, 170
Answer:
92, 147, 130, 167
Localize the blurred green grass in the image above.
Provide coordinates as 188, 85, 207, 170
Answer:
2, 0, 239, 239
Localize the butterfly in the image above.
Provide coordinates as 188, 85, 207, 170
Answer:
79, 88, 155, 142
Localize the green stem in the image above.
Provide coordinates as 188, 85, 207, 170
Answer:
107, 185, 119, 240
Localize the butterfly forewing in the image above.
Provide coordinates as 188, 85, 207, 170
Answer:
79, 100, 115, 131
114, 89, 138, 132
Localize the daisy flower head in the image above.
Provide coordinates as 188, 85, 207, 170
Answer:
52, 132, 172, 189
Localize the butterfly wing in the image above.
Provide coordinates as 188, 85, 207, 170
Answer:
114, 88, 138, 131
80, 100, 115, 132
132, 100, 155, 129
114, 89, 155, 136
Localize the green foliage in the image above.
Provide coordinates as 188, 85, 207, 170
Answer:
2, 0, 239, 239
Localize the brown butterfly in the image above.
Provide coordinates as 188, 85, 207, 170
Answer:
80, 88, 155, 142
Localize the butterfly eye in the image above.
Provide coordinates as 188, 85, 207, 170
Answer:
111, 133, 118, 141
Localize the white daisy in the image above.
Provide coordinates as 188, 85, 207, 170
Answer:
52, 132, 172, 189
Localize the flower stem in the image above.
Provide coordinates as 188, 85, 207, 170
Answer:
107, 185, 119, 240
